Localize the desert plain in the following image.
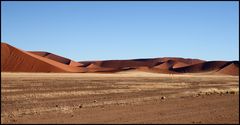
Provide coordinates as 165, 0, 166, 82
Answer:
1, 71, 239, 124
1, 42, 239, 124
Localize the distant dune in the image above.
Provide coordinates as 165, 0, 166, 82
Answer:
1, 42, 239, 75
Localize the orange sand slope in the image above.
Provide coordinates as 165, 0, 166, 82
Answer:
1, 43, 85, 73
1, 42, 239, 75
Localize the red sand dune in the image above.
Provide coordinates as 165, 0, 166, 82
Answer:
1, 42, 239, 75
86, 63, 118, 72
95, 60, 151, 69
173, 61, 231, 73
216, 61, 239, 76
29, 51, 83, 67
159, 57, 205, 65
172, 62, 190, 69
153, 60, 175, 70
80, 57, 204, 69
1, 43, 85, 73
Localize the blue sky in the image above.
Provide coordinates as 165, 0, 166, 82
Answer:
1, 1, 239, 61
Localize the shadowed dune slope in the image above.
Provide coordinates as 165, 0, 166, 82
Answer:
80, 58, 205, 74
172, 61, 236, 74
29, 51, 83, 67
162, 57, 204, 64
173, 62, 190, 68
153, 60, 175, 70
86, 63, 119, 72
1, 43, 85, 72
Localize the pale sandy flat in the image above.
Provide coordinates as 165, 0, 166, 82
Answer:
1, 72, 239, 124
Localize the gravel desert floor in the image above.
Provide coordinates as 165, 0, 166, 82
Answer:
1, 71, 239, 124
